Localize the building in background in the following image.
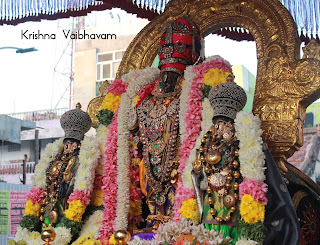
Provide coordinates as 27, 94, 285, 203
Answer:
0, 108, 67, 184
73, 18, 149, 110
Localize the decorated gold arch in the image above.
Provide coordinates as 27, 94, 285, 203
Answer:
88, 0, 320, 175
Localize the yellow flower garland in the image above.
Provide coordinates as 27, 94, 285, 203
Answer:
239, 194, 265, 224
203, 68, 232, 87
24, 200, 41, 217
90, 190, 103, 206
180, 198, 200, 224
72, 234, 102, 245
101, 93, 121, 113
65, 200, 86, 222
109, 234, 116, 244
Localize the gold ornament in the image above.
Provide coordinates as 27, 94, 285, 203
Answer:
215, 217, 222, 222
223, 194, 236, 209
114, 230, 132, 245
192, 160, 203, 174
210, 208, 216, 215
48, 211, 58, 224
208, 197, 214, 204
225, 215, 231, 221
206, 150, 222, 165
232, 160, 239, 168
41, 227, 56, 245
233, 171, 240, 178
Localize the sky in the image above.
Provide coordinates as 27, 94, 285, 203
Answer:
0, 8, 258, 115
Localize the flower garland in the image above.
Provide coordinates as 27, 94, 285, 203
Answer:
15, 226, 72, 245
17, 139, 64, 238
98, 57, 234, 237
99, 111, 119, 239
76, 210, 104, 241
234, 111, 267, 243
127, 219, 227, 245
99, 79, 129, 127
99, 67, 160, 239
115, 92, 131, 230
32, 138, 64, 189
173, 56, 233, 221
65, 136, 100, 224
16, 136, 101, 244
180, 198, 200, 224
181, 98, 213, 189
112, 67, 160, 232
72, 234, 102, 245
75, 125, 109, 243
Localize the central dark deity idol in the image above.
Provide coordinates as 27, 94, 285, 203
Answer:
133, 17, 201, 228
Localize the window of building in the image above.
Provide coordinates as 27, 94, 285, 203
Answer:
96, 50, 126, 95
8, 144, 21, 152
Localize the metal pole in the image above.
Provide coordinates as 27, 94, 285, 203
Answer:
35, 129, 39, 167
22, 159, 26, 184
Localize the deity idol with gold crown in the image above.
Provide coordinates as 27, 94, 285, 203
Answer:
95, 16, 299, 245
14, 104, 106, 245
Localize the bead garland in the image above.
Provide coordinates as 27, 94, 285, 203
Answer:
192, 119, 241, 223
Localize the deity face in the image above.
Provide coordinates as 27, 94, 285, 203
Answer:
158, 17, 201, 92
63, 140, 79, 154
161, 71, 181, 93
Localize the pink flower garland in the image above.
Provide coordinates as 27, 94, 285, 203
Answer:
106, 79, 128, 96
239, 178, 268, 205
93, 174, 104, 190
99, 111, 119, 239
136, 82, 155, 108
27, 188, 45, 204
172, 74, 203, 221
173, 58, 234, 221
67, 189, 92, 206
192, 58, 233, 79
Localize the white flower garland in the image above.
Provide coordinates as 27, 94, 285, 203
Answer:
73, 135, 100, 191
32, 138, 64, 189
115, 67, 160, 230
235, 111, 266, 182
235, 238, 259, 245
77, 210, 103, 240
15, 226, 72, 245
95, 124, 109, 175
128, 219, 226, 245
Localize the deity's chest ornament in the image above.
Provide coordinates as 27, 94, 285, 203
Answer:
192, 120, 242, 223
137, 95, 180, 205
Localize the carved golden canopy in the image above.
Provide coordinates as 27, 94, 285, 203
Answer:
88, 0, 320, 174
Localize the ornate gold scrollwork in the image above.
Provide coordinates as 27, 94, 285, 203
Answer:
87, 0, 320, 174
302, 39, 320, 61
